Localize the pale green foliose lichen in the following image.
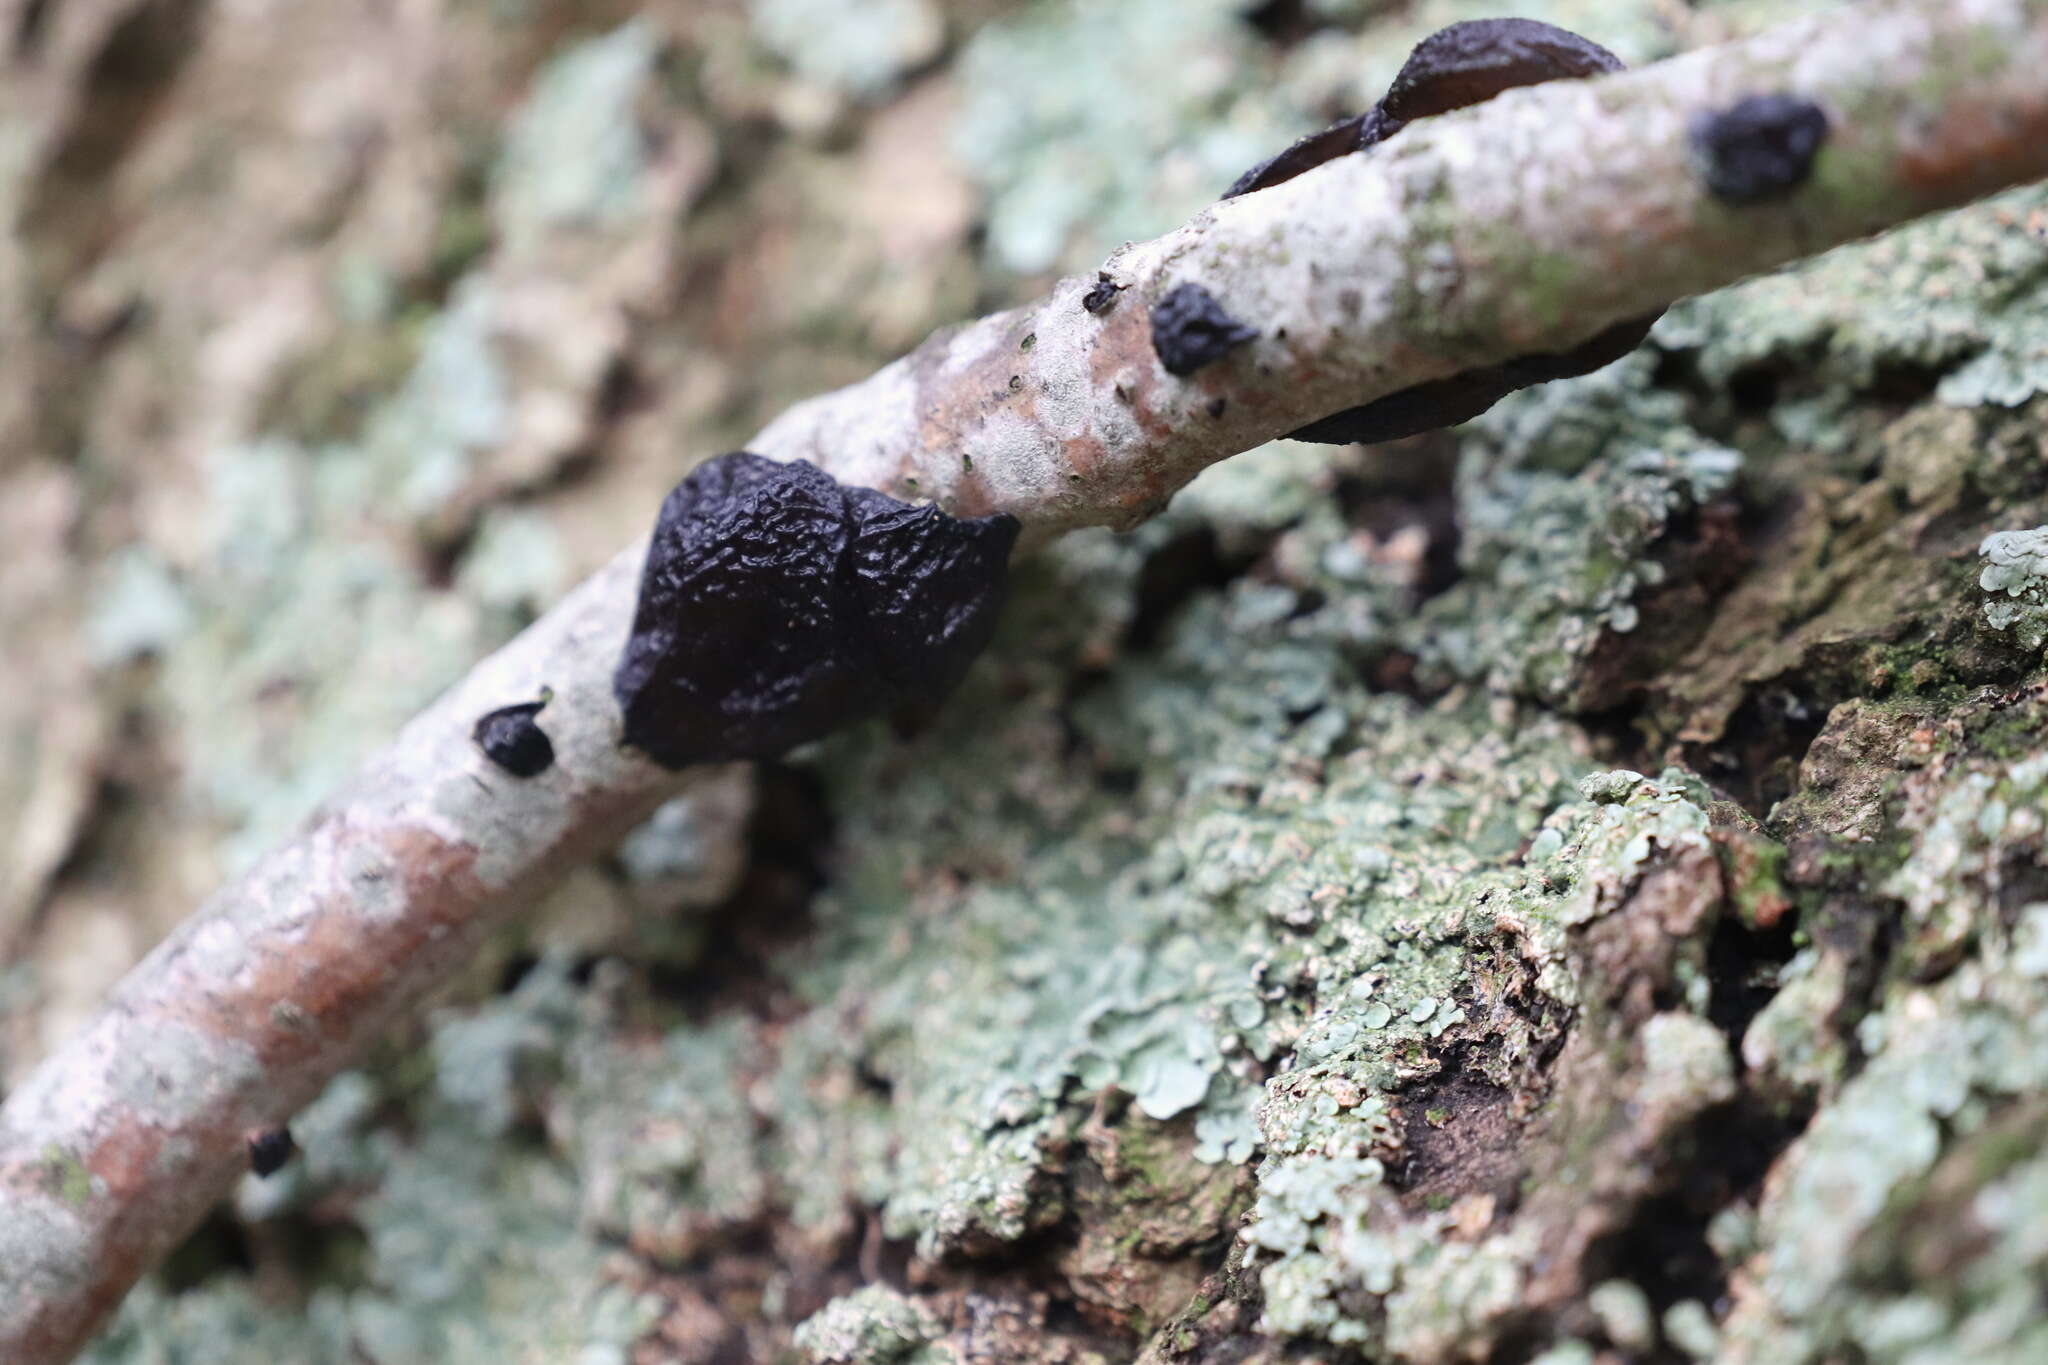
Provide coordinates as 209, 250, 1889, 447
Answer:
1884, 748, 2048, 970
1663, 1299, 1719, 1359
1978, 526, 2048, 650
1740, 946, 1852, 1095
1588, 1278, 1656, 1354
812, 660, 1589, 1256
608, 414, 1648, 1275
490, 19, 661, 242
1657, 184, 2048, 436
950, 0, 1298, 274
1400, 354, 1743, 707
557, 1012, 774, 1259
747, 0, 943, 100
794, 1284, 951, 1365
1236, 771, 1727, 1353
1715, 750, 2048, 1365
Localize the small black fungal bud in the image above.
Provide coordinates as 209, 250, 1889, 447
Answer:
1082, 272, 1125, 314
615, 452, 1020, 770
247, 1126, 296, 1178
1151, 283, 1258, 377
473, 693, 555, 776
1690, 94, 1829, 204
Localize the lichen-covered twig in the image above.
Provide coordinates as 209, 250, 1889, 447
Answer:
4, 0, 2047, 1359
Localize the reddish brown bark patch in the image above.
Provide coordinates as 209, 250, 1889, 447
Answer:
1894, 91, 2048, 207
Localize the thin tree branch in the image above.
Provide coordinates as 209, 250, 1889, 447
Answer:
3, 0, 2045, 1358
754, 0, 2048, 536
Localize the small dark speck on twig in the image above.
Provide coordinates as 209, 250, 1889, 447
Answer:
1691, 94, 1829, 203
1151, 283, 1259, 377
473, 693, 555, 777
1082, 272, 1125, 314
246, 1126, 296, 1178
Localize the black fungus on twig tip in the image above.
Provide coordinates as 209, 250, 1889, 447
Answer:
1150, 283, 1259, 377
473, 693, 555, 776
1691, 94, 1829, 204
614, 452, 1020, 770
1217, 18, 1658, 445
1081, 272, 1125, 315
246, 1126, 296, 1178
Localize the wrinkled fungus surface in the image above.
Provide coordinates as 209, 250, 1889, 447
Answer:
615, 452, 1020, 769
1690, 93, 1830, 204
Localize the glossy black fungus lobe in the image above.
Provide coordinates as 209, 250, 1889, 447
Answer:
473, 697, 554, 776
1691, 94, 1829, 204
1220, 18, 1658, 445
1223, 19, 1620, 201
614, 452, 1020, 770
247, 1126, 296, 1178
1151, 283, 1259, 377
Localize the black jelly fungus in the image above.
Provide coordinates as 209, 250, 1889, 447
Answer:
1223, 115, 1376, 200
1691, 94, 1829, 204
1219, 18, 1656, 444
247, 1126, 295, 1177
473, 697, 554, 776
1151, 283, 1258, 377
1223, 19, 1618, 200
1082, 272, 1125, 314
614, 452, 1020, 770
1284, 313, 1657, 445
1376, 18, 1620, 125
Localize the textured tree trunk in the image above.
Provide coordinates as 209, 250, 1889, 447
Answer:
5, 3, 2048, 1363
